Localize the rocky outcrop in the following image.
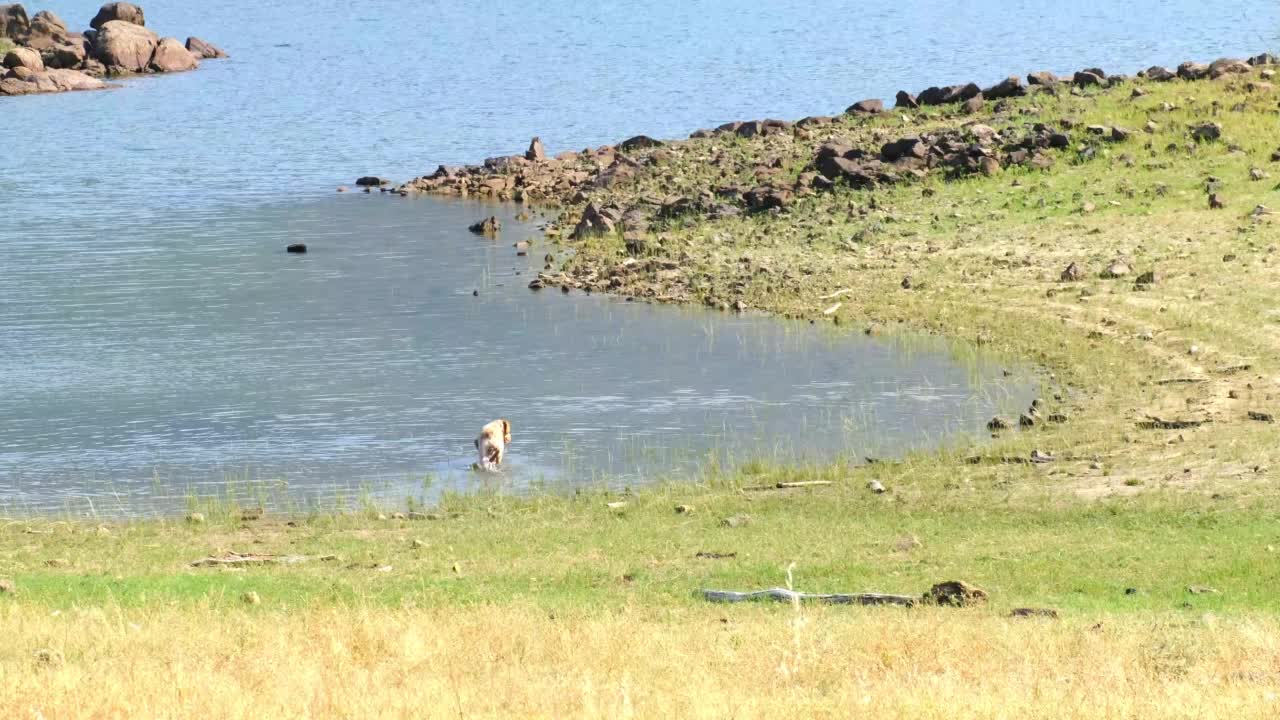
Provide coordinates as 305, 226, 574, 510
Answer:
147, 36, 196, 72
0, 3, 224, 97
89, 2, 144, 30
185, 36, 226, 59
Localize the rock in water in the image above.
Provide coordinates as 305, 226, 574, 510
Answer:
90, 2, 146, 30
468, 216, 501, 235
286, 243, 307, 254
92, 19, 158, 73
149, 37, 198, 73
355, 176, 386, 186
185, 36, 227, 59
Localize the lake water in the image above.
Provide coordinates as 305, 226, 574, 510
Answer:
6, 0, 1275, 514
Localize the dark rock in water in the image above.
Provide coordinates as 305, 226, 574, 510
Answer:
983, 75, 1023, 99
618, 134, 662, 151
525, 136, 546, 162
1073, 70, 1104, 87
846, 98, 883, 114
286, 243, 307, 254
90, 2, 145, 30
355, 176, 387, 186
186, 36, 227, 59
1177, 61, 1209, 80
894, 90, 919, 109
468, 216, 501, 235
1026, 71, 1058, 86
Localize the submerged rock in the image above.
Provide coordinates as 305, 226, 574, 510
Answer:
468, 216, 502, 235
185, 36, 227, 59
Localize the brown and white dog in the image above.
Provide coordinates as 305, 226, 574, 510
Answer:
474, 419, 511, 471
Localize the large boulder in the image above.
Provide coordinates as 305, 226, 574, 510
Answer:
149, 36, 197, 73
89, 2, 144, 30
22, 9, 68, 49
3, 46, 42, 71
983, 75, 1023, 99
41, 38, 87, 69
1208, 57, 1251, 79
92, 19, 157, 73
0, 3, 28, 39
185, 36, 226, 59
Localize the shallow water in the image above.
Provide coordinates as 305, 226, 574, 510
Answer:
6, 0, 1273, 513
0, 196, 1032, 514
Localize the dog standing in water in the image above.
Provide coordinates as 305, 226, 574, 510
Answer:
474, 419, 511, 471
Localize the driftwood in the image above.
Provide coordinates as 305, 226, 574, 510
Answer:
700, 588, 917, 607
1137, 416, 1209, 430
190, 551, 338, 568
1216, 363, 1253, 374
1154, 377, 1206, 385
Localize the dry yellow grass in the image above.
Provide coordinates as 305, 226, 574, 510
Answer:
4, 604, 1280, 719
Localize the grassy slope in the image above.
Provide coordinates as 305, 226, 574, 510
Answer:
5, 68, 1280, 717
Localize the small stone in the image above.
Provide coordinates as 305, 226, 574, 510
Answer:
1010, 607, 1059, 619
0, 578, 16, 595
1188, 345, 1201, 356
186, 512, 205, 524
1144, 120, 1159, 134
1209, 193, 1225, 209
355, 176, 387, 187
1111, 126, 1131, 142
336, 186, 347, 193
900, 275, 912, 290
987, 416, 1011, 431
1019, 413, 1037, 427
675, 504, 694, 514
1134, 270, 1156, 285
1102, 260, 1131, 279
1187, 585, 1219, 595
1248, 411, 1275, 423
1060, 262, 1084, 281
242, 591, 261, 605
720, 514, 750, 528
33, 649, 63, 667
468, 216, 502, 235
867, 479, 886, 494
894, 535, 921, 551
1250, 167, 1267, 181
286, 243, 307, 254
410, 539, 426, 549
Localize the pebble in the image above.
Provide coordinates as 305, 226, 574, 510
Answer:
867, 479, 886, 494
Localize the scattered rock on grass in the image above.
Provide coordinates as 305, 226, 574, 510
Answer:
1060, 262, 1084, 281
675, 504, 695, 514
867, 479, 886, 494
926, 580, 988, 607
0, 578, 15, 595
720, 514, 750, 528
846, 98, 883, 114
1209, 193, 1225, 209
242, 591, 261, 605
186, 512, 205, 523
1191, 122, 1222, 142
1248, 411, 1275, 423
987, 416, 1011, 431
1010, 607, 1059, 619
1102, 260, 1131, 279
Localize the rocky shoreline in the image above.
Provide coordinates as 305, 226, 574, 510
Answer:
1, 2, 224, 97
358, 51, 1277, 301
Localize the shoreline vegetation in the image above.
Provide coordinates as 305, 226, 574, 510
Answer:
7, 52, 1280, 717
